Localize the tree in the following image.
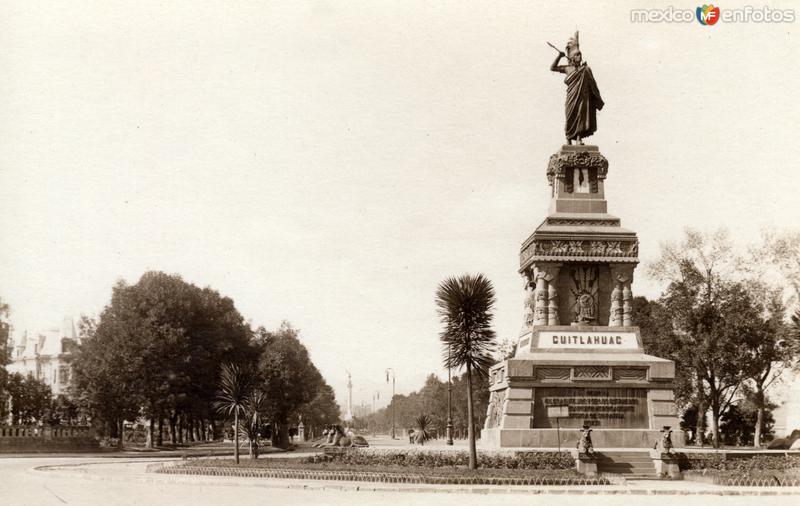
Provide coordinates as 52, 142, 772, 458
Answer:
255, 323, 325, 449
239, 390, 267, 459
215, 363, 255, 464
738, 287, 791, 447
413, 415, 433, 445
71, 272, 256, 448
300, 383, 340, 440
5, 373, 53, 424
0, 298, 11, 420
436, 274, 497, 470
649, 229, 747, 448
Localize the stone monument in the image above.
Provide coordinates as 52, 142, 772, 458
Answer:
481, 34, 683, 449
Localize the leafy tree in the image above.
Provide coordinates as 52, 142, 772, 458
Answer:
215, 363, 255, 464
436, 273, 497, 470
738, 287, 791, 447
0, 298, 11, 420
5, 373, 53, 424
255, 323, 324, 449
71, 272, 256, 448
300, 383, 340, 440
720, 401, 776, 446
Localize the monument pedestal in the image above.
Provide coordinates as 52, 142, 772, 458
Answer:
482, 146, 683, 449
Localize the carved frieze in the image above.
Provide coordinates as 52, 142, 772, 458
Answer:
547, 150, 609, 186
520, 239, 639, 265
545, 218, 620, 227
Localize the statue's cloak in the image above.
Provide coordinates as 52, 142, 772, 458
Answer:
564, 64, 604, 140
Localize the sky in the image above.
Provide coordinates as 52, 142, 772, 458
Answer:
1, 1, 799, 412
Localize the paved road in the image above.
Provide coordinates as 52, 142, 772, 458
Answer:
2, 455, 798, 506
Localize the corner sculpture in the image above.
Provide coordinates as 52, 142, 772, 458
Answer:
577, 425, 594, 455
548, 32, 604, 146
312, 424, 369, 448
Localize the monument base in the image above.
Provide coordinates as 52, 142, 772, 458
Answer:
482, 327, 684, 450
481, 428, 685, 449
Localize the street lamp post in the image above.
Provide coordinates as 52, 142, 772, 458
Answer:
385, 368, 395, 439
372, 391, 380, 436
446, 344, 454, 445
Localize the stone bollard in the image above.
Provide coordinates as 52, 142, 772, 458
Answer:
571, 449, 598, 476
649, 449, 682, 479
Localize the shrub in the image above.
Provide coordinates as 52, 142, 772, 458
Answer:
678, 453, 800, 472
301, 449, 573, 469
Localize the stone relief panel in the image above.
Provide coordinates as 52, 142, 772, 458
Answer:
485, 390, 507, 429
572, 366, 612, 381
570, 265, 599, 325
613, 368, 648, 382
535, 367, 571, 381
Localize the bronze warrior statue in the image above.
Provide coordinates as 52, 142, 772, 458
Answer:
549, 32, 604, 145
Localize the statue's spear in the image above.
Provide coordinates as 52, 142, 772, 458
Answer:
546, 42, 562, 53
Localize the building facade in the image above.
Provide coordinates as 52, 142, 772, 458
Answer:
5, 317, 79, 397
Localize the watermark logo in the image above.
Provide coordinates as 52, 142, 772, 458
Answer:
696, 4, 721, 25
631, 5, 796, 23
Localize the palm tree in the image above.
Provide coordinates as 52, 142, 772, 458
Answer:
239, 390, 268, 459
413, 415, 433, 445
435, 274, 496, 470
215, 363, 255, 464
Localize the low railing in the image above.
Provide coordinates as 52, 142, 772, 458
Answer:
0, 425, 95, 439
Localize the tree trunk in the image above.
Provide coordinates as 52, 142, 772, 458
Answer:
466, 361, 477, 470
710, 397, 721, 449
118, 419, 124, 449
754, 386, 765, 448
157, 418, 163, 446
169, 415, 177, 445
234, 410, 240, 464
177, 415, 184, 444
146, 418, 154, 449
695, 400, 705, 446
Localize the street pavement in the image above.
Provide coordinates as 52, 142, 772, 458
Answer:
1, 446, 799, 505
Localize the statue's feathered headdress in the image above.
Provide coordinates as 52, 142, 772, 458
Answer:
566, 31, 580, 57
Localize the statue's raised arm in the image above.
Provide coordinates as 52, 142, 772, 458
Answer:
549, 32, 604, 145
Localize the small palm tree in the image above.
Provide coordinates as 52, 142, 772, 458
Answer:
436, 274, 496, 470
239, 391, 267, 459
215, 363, 255, 464
414, 415, 433, 445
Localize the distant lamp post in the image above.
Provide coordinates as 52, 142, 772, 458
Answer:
385, 368, 396, 439
372, 391, 380, 436
446, 344, 454, 445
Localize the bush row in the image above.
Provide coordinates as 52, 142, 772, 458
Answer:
156, 464, 608, 486
684, 469, 800, 487
301, 449, 574, 470
678, 453, 800, 472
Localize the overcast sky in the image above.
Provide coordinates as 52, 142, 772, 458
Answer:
1, 1, 798, 411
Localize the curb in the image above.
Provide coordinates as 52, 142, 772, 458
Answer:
29, 460, 800, 496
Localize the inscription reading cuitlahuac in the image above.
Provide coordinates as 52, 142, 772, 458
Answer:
552, 334, 623, 345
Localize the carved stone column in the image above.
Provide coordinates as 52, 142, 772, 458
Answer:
609, 264, 635, 327
521, 276, 536, 330
532, 267, 549, 326
532, 263, 562, 326
609, 281, 622, 326
622, 281, 633, 327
